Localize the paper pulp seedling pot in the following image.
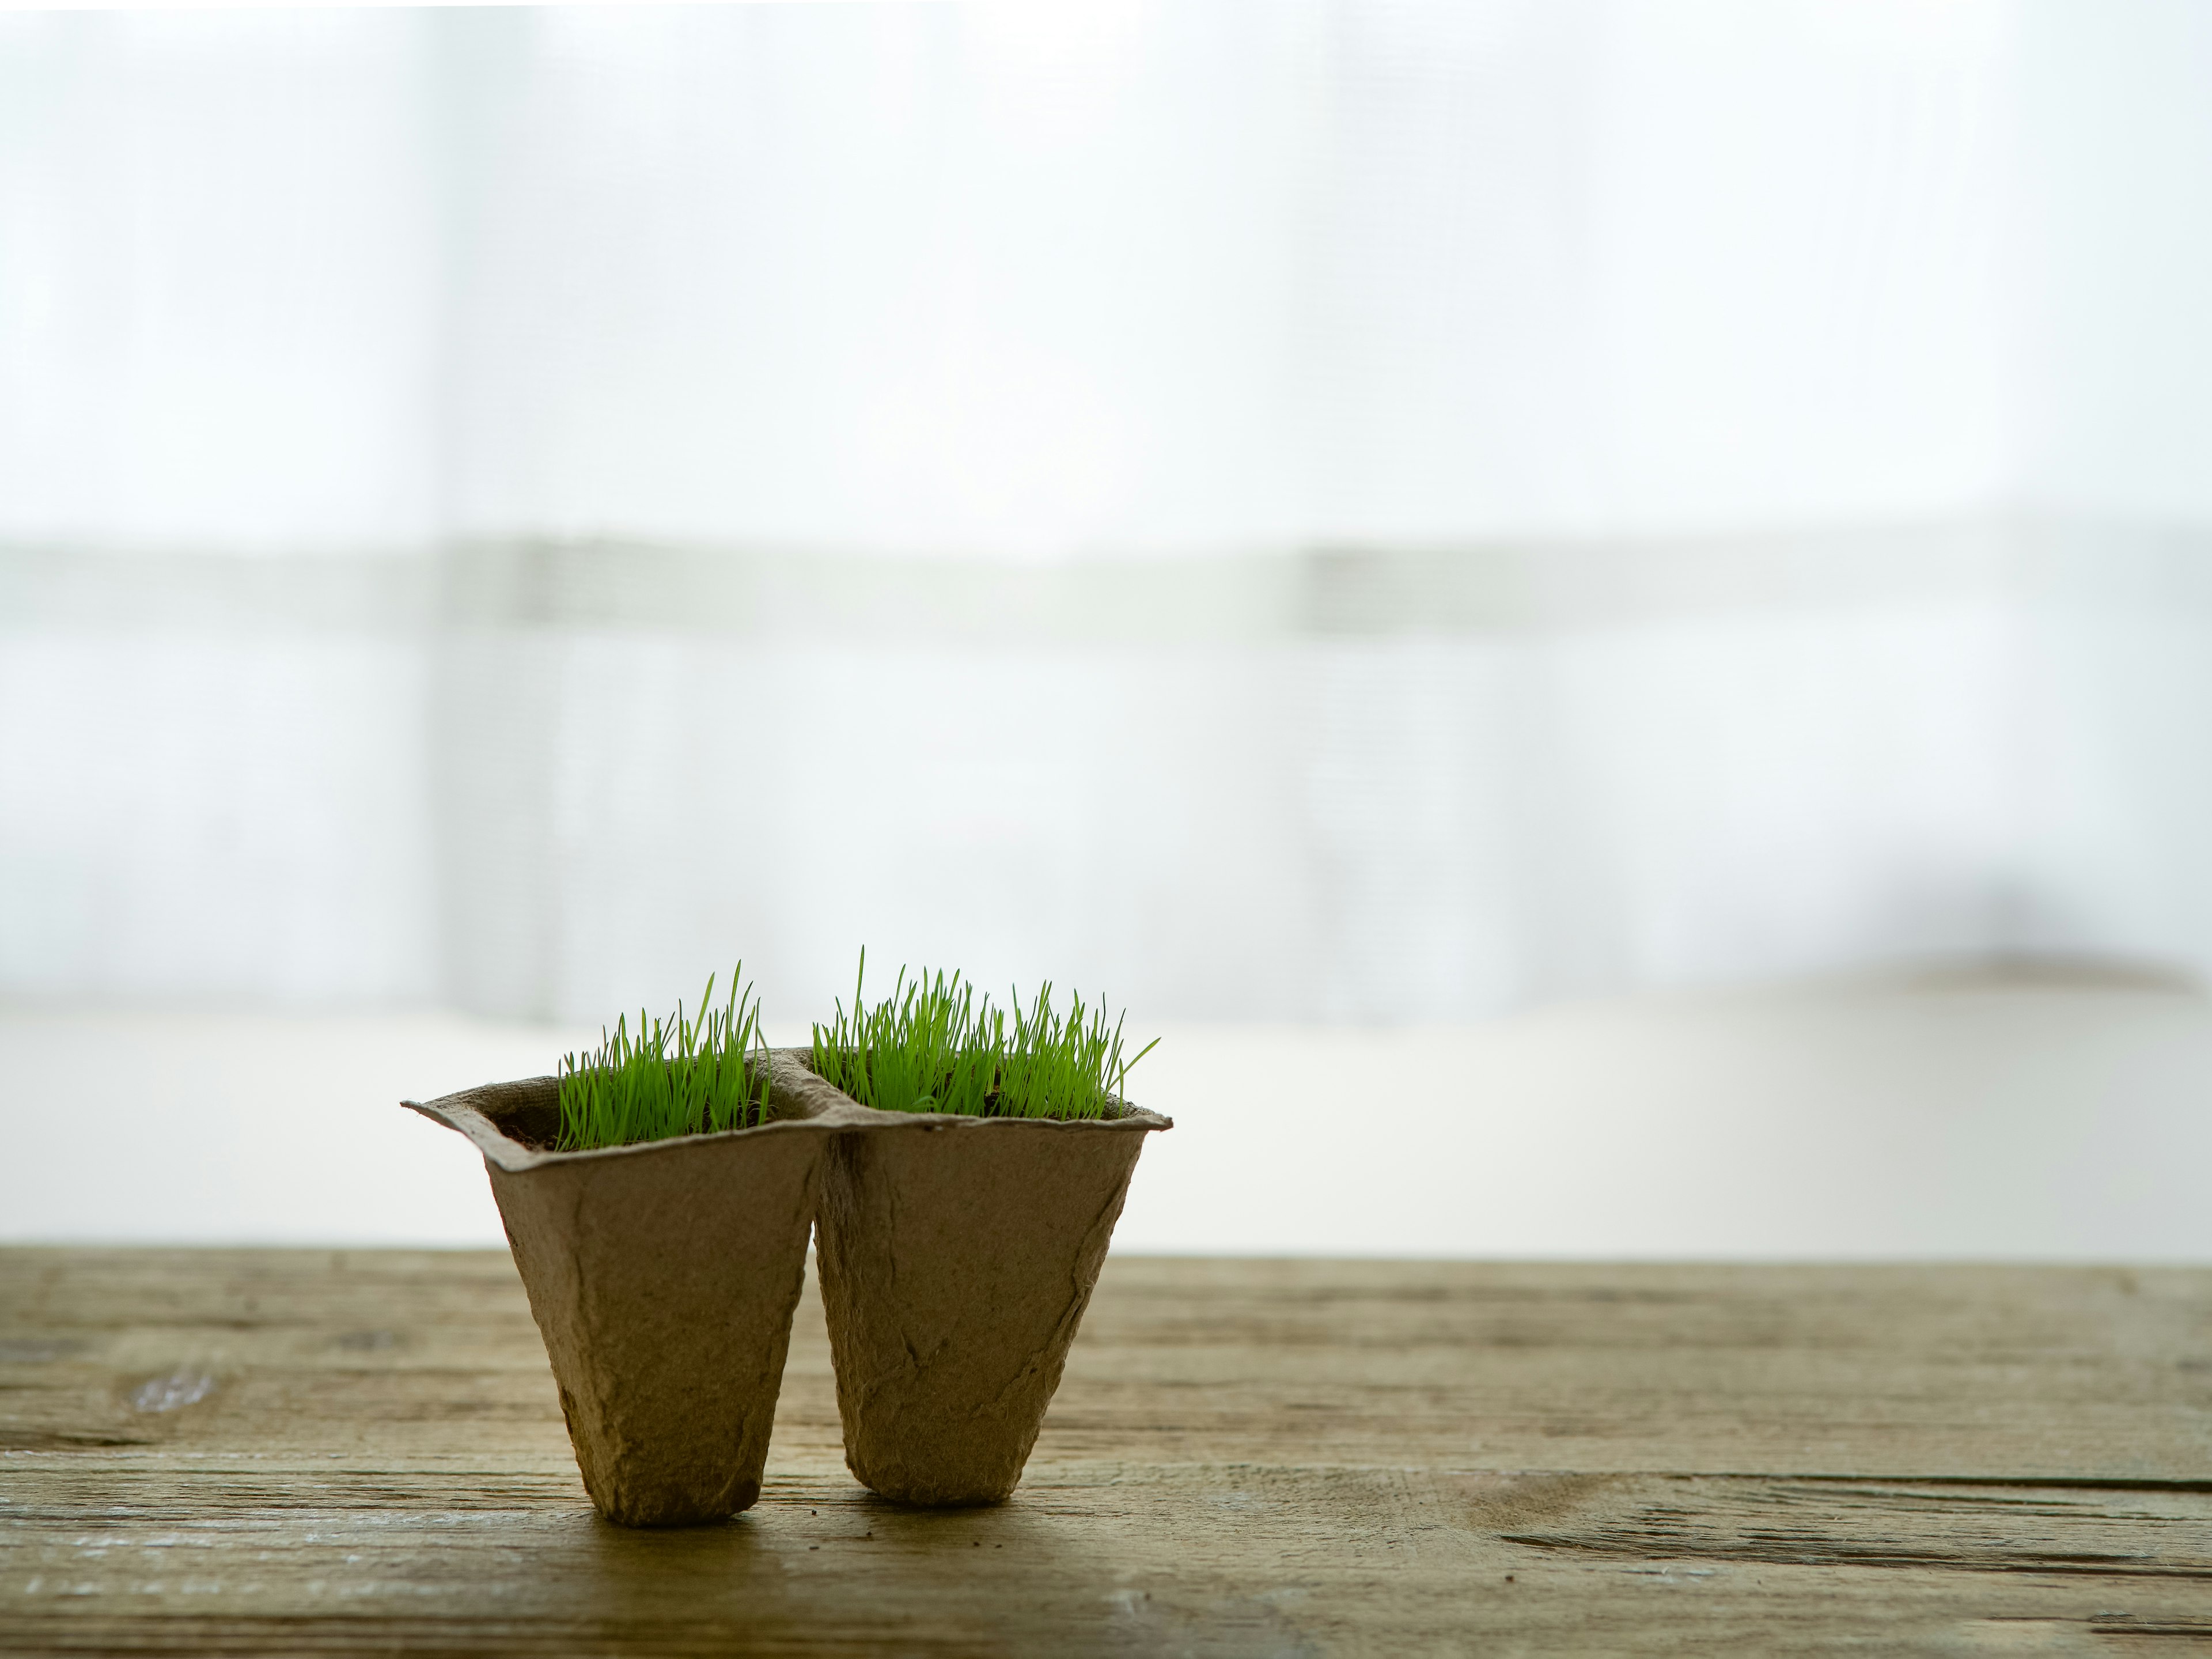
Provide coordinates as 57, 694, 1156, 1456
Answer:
796, 1054, 1173, 1508
403, 1065, 863, 1528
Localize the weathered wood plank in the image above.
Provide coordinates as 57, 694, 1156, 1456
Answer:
5, 1249, 2212, 1654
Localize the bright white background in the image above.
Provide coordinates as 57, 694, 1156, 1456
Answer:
8, 967, 2212, 1258
6, 0, 2212, 1255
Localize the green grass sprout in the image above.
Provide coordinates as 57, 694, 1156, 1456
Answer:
807, 948, 1159, 1120
555, 966, 772, 1150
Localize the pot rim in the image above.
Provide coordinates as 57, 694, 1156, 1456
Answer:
783, 1047, 1173, 1138
401, 1080, 843, 1175
404, 1047, 1170, 1175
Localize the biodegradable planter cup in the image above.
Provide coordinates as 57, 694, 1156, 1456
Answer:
403, 1067, 855, 1527
779, 1050, 1173, 1508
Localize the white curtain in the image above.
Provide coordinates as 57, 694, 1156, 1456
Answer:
6, 1, 2212, 1022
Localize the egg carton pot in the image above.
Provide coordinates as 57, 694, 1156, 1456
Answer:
403, 1062, 867, 1527
781, 1050, 1172, 1507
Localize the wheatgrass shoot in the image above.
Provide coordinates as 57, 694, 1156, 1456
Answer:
808, 949, 1159, 1120
556, 968, 772, 1150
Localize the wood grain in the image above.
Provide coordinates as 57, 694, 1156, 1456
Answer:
4, 1249, 2211, 1654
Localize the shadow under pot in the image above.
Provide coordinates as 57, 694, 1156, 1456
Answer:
402, 1075, 832, 1527
806, 1075, 1173, 1508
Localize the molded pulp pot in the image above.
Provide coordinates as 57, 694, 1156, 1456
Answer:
403, 1073, 845, 1527
779, 1051, 1172, 1507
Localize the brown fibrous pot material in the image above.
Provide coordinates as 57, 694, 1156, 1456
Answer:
403, 1066, 853, 1527
790, 1051, 1171, 1508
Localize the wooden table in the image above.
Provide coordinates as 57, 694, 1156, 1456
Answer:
4, 1250, 2211, 1654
